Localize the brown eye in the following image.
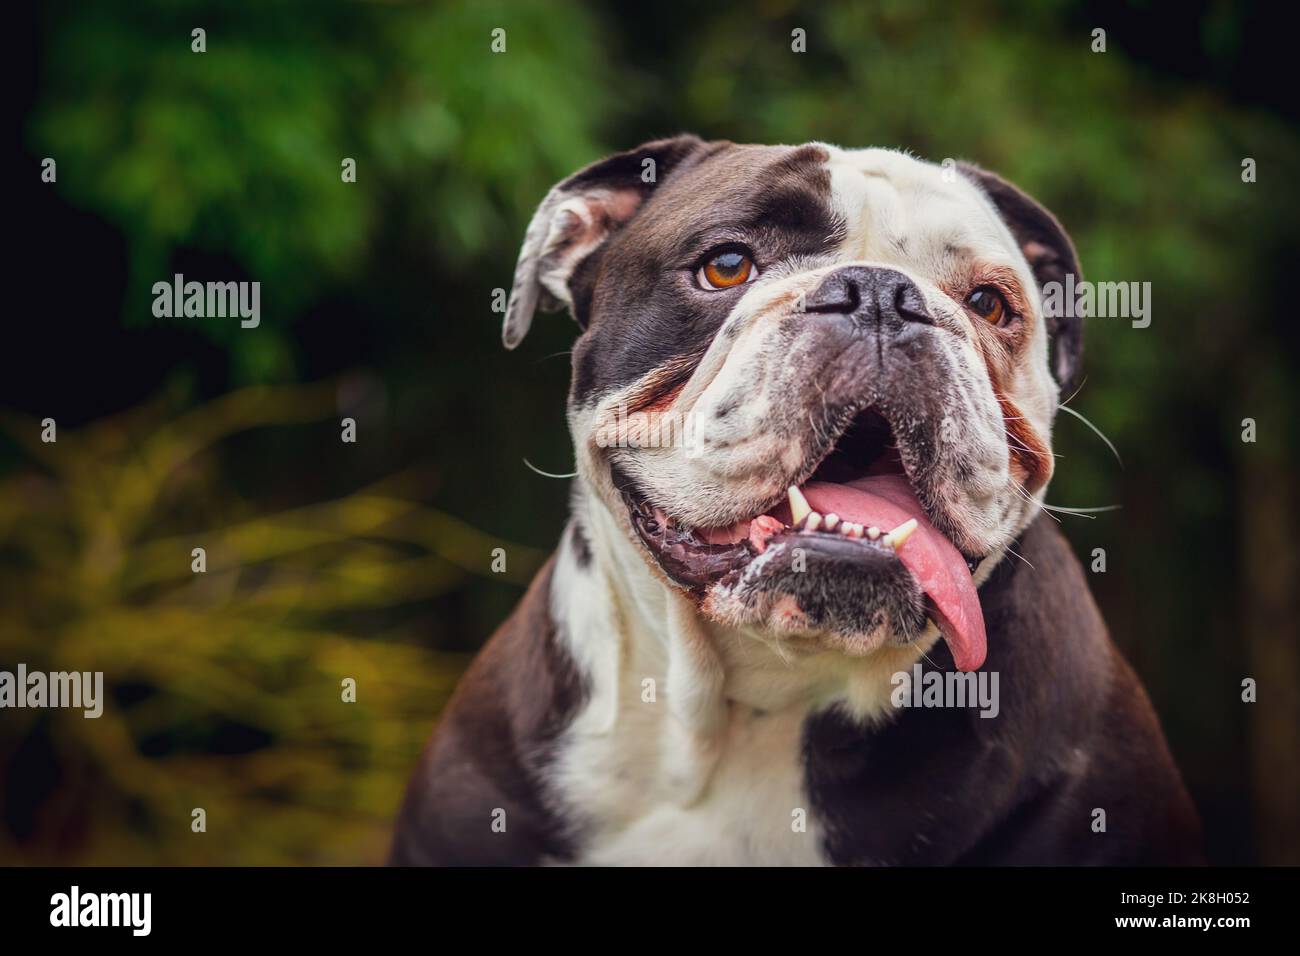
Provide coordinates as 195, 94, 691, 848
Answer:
966, 286, 1008, 324
697, 249, 757, 290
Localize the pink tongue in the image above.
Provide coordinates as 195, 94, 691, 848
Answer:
801, 476, 987, 671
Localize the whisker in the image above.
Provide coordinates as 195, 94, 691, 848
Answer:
1016, 477, 1119, 519
1057, 404, 1123, 469
1011, 481, 1059, 522
523, 458, 578, 479
1003, 433, 1062, 459
1004, 545, 1035, 570
1058, 375, 1089, 409
774, 640, 794, 667
1040, 503, 1121, 515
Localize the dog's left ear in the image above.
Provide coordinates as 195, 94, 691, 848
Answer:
502, 134, 707, 349
958, 162, 1083, 393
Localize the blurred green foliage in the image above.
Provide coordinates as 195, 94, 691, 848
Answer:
31, 0, 615, 380
5, 0, 1297, 863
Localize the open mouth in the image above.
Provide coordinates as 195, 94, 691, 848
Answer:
618, 409, 988, 671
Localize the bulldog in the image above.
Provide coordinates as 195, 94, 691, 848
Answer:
392, 137, 1202, 866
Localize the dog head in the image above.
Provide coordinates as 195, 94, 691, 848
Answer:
504, 137, 1081, 672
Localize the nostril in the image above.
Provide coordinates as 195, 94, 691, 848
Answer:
844, 279, 862, 315
893, 282, 932, 324
804, 271, 862, 315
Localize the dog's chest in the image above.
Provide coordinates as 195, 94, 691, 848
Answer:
547, 628, 838, 866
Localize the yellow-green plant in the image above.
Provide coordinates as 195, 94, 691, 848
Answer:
0, 384, 544, 864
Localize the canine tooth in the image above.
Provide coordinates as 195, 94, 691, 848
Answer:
787, 486, 811, 525
884, 518, 918, 551
866, 526, 881, 540
823, 513, 840, 531
805, 512, 823, 532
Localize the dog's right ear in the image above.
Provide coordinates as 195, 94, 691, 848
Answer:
502, 135, 706, 349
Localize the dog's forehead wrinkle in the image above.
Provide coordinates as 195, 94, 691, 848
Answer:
822, 145, 1023, 280
646, 142, 835, 234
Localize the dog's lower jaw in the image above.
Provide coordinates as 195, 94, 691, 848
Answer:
564, 479, 941, 728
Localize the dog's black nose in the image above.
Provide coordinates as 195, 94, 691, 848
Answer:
803, 266, 932, 331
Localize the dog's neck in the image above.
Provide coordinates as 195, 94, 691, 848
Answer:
554, 479, 939, 741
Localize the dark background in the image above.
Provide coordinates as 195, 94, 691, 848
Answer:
1, 0, 1296, 865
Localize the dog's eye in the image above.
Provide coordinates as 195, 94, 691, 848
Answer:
966, 286, 1008, 325
697, 249, 757, 290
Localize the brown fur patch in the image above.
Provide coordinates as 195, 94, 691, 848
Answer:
998, 392, 1054, 493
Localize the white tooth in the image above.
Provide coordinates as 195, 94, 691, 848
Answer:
823, 513, 840, 531
866, 526, 881, 540
805, 512, 823, 532
787, 486, 811, 525
845, 523, 863, 538
884, 518, 918, 551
